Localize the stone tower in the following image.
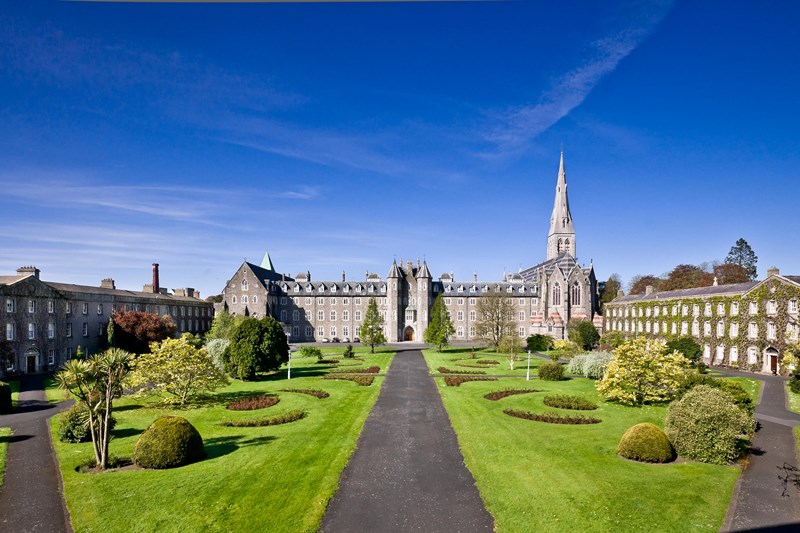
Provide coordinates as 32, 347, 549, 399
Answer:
546, 151, 576, 260
416, 260, 432, 341
386, 260, 402, 342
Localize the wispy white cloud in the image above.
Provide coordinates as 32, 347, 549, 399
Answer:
482, 0, 673, 158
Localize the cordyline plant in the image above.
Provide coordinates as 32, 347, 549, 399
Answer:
55, 348, 131, 469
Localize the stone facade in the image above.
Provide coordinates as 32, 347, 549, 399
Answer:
604, 268, 800, 374
0, 265, 213, 375
220, 153, 602, 343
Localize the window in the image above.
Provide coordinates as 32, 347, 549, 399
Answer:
280, 310, 287, 321
552, 283, 561, 306
82, 323, 88, 337
343, 310, 349, 321
292, 325, 299, 337
48, 349, 55, 365
317, 310, 324, 321
519, 327, 525, 337
292, 310, 299, 322
457, 311, 464, 321
28, 323, 35, 340
469, 326, 476, 337
703, 321, 711, 337
730, 346, 738, 362
318, 326, 324, 337
343, 297, 349, 305
48, 322, 55, 339
343, 326, 349, 338
571, 282, 581, 306
469, 310, 476, 321
692, 320, 699, 336
457, 298, 464, 305
82, 302, 88, 315
681, 322, 688, 335
231, 296, 237, 304
682, 304, 688, 316
749, 301, 758, 315
280, 297, 286, 305
703, 344, 710, 360
654, 306, 660, 317
242, 295, 248, 304
330, 326, 337, 337
790, 299, 798, 314
331, 298, 337, 305
305, 310, 312, 320
645, 321, 651, 333
646, 307, 651, 317
98, 323, 104, 336
731, 301, 739, 315
704, 302, 711, 316
253, 296, 258, 304
717, 303, 725, 315
653, 322, 660, 334
242, 279, 249, 291
330, 311, 336, 321
66, 347, 72, 360
693, 304, 700, 316
445, 298, 451, 305
6, 323, 13, 341
355, 310, 362, 321
457, 326, 464, 337
767, 300, 777, 314
305, 297, 312, 305
29, 300, 36, 313
717, 321, 724, 337
767, 321, 776, 340
5, 299, 14, 313
318, 298, 324, 305
66, 323, 72, 337
48, 300, 54, 314
716, 345, 724, 362
66, 302, 72, 314
748, 322, 758, 339
730, 322, 739, 338
305, 326, 313, 337
748, 346, 758, 365
518, 311, 525, 321
355, 326, 361, 337
294, 285, 300, 293
469, 298, 476, 305
672, 322, 677, 335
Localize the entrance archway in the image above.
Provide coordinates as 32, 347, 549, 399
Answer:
24, 346, 39, 374
766, 347, 779, 374
404, 327, 415, 341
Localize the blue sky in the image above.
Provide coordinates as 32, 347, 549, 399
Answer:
1, 0, 798, 298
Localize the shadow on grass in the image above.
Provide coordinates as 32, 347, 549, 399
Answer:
112, 427, 145, 440
204, 434, 278, 460
0, 433, 33, 443
115, 404, 143, 412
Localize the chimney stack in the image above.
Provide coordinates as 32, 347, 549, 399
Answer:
16, 266, 40, 279
617, 290, 625, 298
767, 267, 780, 277
152, 263, 160, 294
342, 270, 346, 283
645, 285, 654, 296
101, 278, 115, 289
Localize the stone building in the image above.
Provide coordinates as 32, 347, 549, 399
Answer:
0, 264, 213, 375
604, 267, 800, 373
220, 153, 602, 343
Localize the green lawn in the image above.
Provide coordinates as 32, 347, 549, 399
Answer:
423, 347, 545, 377
0, 427, 10, 487
788, 387, 800, 414
54, 350, 394, 533
725, 376, 762, 404
8, 380, 20, 407
427, 349, 741, 532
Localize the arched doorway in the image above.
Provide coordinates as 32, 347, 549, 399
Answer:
765, 347, 779, 374
404, 327, 415, 341
24, 346, 39, 374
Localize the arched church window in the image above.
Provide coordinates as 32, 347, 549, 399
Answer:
552, 283, 561, 306
564, 239, 571, 254
571, 282, 581, 306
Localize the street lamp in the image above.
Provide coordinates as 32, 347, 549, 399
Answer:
526, 349, 531, 381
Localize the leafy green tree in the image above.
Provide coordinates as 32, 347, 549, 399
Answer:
128, 336, 228, 405
599, 330, 626, 349
599, 274, 622, 311
596, 338, 690, 405
0, 340, 14, 374
360, 297, 386, 354
475, 291, 515, 351
526, 334, 554, 352
665, 336, 702, 363
424, 293, 455, 351
659, 264, 712, 292
106, 317, 116, 348
628, 275, 662, 295
205, 309, 242, 341
567, 319, 600, 351
223, 316, 289, 380
55, 348, 131, 469
725, 238, 758, 281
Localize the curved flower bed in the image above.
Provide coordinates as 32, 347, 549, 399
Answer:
328, 366, 380, 374
503, 408, 600, 425
444, 376, 497, 387
484, 389, 541, 401
279, 388, 330, 399
221, 409, 305, 427
227, 394, 280, 411
437, 366, 486, 375
322, 375, 374, 386
542, 394, 598, 411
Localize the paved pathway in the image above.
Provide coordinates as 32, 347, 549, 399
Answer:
0, 374, 72, 533
320, 349, 494, 532
721, 372, 800, 532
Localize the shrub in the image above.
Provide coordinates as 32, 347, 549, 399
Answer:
322, 375, 374, 386
443, 376, 498, 387
318, 358, 340, 364
537, 361, 564, 381
59, 404, 116, 444
503, 409, 600, 424
132, 416, 205, 469
0, 381, 11, 414
790, 376, 800, 394
568, 319, 601, 351
298, 346, 323, 360
475, 359, 499, 365
665, 337, 702, 363
599, 331, 626, 350
329, 366, 380, 374
205, 338, 230, 371
567, 354, 587, 376
618, 423, 674, 463
226, 394, 280, 411
343, 344, 355, 359
596, 338, 689, 405
280, 388, 330, 399
678, 373, 755, 415
552, 340, 580, 358
543, 394, 597, 410
437, 366, 485, 375
526, 334, 554, 352
664, 385, 756, 465
484, 389, 540, 401
221, 409, 305, 427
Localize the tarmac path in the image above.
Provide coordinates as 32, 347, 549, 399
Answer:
320, 348, 494, 532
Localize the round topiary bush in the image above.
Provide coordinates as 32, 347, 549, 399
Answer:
132, 416, 205, 469
664, 385, 756, 465
538, 361, 564, 381
58, 404, 116, 443
617, 423, 674, 463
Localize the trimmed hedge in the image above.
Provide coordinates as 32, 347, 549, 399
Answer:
132, 416, 205, 469
444, 376, 498, 387
678, 373, 755, 415
437, 366, 486, 375
226, 394, 280, 411
328, 366, 380, 374
475, 360, 500, 365
504, 409, 600, 424
279, 388, 329, 399
537, 361, 564, 381
617, 423, 675, 463
664, 385, 756, 465
543, 394, 597, 411
0, 381, 12, 414
484, 389, 540, 401
221, 409, 305, 427
322, 375, 374, 386
58, 404, 117, 443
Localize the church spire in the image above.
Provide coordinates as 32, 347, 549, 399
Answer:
547, 150, 576, 260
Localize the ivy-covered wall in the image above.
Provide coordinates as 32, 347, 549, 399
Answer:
605, 278, 800, 373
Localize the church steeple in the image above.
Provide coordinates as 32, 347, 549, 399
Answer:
547, 151, 576, 260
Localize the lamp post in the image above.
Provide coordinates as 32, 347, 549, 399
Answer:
526, 349, 531, 381
287, 347, 293, 380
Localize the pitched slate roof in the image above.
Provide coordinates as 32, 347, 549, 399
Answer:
45, 281, 205, 303
612, 281, 759, 304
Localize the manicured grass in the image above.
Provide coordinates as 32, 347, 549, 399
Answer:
44, 376, 70, 403
432, 365, 741, 532
0, 427, 10, 487
724, 376, 762, 404
424, 347, 544, 377
7, 380, 20, 407
53, 351, 394, 532
787, 387, 800, 414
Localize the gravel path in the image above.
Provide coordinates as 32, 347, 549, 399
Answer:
320, 349, 494, 532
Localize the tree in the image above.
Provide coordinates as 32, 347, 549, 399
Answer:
110, 310, 176, 354
106, 317, 116, 348
526, 334, 554, 352
475, 291, 516, 351
725, 238, 758, 281
424, 293, 455, 351
712, 263, 750, 285
224, 316, 289, 380
205, 309, 242, 341
628, 275, 662, 295
129, 336, 227, 405
499, 334, 523, 369
596, 338, 690, 406
598, 274, 622, 311
0, 340, 14, 374
665, 336, 702, 364
659, 264, 712, 292
360, 297, 386, 354
567, 319, 600, 351
55, 348, 131, 469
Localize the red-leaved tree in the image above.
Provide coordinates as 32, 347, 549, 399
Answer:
109, 310, 176, 354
